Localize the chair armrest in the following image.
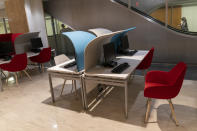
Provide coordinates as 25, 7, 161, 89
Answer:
145, 71, 169, 84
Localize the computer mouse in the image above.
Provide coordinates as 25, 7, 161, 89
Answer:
124, 62, 129, 66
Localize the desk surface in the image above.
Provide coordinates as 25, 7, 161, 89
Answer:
85, 50, 148, 80
47, 59, 82, 75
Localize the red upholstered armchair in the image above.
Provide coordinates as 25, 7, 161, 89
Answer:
29, 47, 51, 72
0, 53, 32, 86
144, 62, 187, 126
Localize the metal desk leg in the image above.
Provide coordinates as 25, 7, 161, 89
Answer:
83, 77, 88, 109
125, 81, 128, 118
48, 74, 55, 103
80, 77, 85, 109
0, 76, 3, 92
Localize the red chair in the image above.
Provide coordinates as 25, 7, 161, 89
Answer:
136, 47, 154, 75
29, 47, 51, 72
144, 62, 187, 126
0, 53, 32, 86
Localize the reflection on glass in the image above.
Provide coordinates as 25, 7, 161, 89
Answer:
118, 0, 197, 32
150, 6, 182, 30
0, 19, 5, 34
44, 14, 74, 56
0, 18, 10, 34
182, 5, 197, 32
5, 18, 10, 33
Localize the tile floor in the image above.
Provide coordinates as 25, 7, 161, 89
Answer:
0, 65, 197, 131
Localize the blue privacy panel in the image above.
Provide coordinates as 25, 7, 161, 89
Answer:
62, 31, 96, 71
111, 27, 136, 52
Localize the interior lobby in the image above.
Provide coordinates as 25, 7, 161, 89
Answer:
0, 0, 197, 131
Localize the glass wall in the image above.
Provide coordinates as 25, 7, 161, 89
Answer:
0, 18, 10, 34
119, 0, 197, 32
44, 14, 74, 56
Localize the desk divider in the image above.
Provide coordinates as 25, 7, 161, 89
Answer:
62, 31, 96, 71
14, 32, 40, 54
88, 28, 112, 37
84, 27, 136, 93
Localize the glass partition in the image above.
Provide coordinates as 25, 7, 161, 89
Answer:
0, 18, 10, 34
44, 14, 74, 56
118, 0, 197, 33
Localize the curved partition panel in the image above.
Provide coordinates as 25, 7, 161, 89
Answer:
88, 28, 112, 37
14, 32, 39, 54
111, 27, 136, 51
62, 31, 96, 71
85, 28, 132, 71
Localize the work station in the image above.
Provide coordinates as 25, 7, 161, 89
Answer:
0, 32, 53, 91
0, 0, 197, 131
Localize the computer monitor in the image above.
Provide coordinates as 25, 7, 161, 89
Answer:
120, 35, 129, 50
30, 37, 43, 49
0, 42, 14, 57
103, 42, 116, 63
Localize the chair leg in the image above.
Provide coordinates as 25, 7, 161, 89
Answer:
131, 70, 135, 79
41, 64, 44, 72
6, 72, 10, 86
71, 80, 74, 93
145, 98, 152, 123
18, 71, 22, 78
60, 80, 67, 96
74, 80, 77, 96
23, 70, 32, 81
168, 99, 179, 126
1, 70, 6, 78
14, 73, 19, 86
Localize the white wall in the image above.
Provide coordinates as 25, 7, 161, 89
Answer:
182, 5, 197, 32
25, 0, 48, 47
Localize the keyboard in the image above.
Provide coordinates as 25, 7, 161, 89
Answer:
111, 62, 130, 73
64, 61, 76, 68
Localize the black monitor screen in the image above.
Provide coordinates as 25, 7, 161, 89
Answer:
103, 42, 116, 63
0, 42, 14, 56
120, 35, 129, 50
31, 37, 43, 49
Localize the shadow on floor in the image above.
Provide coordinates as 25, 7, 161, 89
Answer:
42, 83, 84, 112
85, 76, 157, 127
157, 104, 197, 131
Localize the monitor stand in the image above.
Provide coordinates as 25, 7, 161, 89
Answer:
103, 60, 117, 67
119, 49, 137, 56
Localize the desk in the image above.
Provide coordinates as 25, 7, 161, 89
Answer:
0, 51, 39, 92
47, 59, 85, 108
83, 50, 148, 118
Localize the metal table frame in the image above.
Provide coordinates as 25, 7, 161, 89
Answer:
83, 74, 130, 118
48, 68, 85, 108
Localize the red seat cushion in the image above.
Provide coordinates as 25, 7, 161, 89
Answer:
30, 47, 51, 64
0, 53, 27, 72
